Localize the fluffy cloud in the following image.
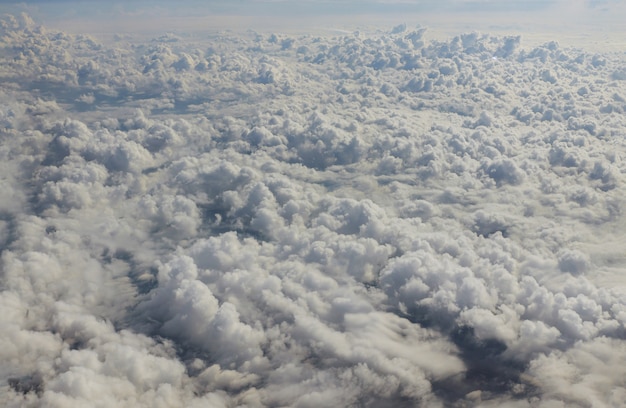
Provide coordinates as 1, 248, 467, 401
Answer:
1, 12, 626, 407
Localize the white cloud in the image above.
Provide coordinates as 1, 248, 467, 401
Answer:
1, 11, 626, 407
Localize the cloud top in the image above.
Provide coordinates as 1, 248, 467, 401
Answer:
1, 12, 626, 407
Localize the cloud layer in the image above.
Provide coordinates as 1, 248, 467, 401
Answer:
2, 12, 626, 407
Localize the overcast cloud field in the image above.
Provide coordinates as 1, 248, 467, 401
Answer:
2, 1, 626, 407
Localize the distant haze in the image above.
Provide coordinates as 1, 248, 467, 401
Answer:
4, 0, 626, 50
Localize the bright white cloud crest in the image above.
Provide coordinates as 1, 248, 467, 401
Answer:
1, 10, 626, 407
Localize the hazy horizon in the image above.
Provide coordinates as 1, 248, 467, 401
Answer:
4, 0, 626, 50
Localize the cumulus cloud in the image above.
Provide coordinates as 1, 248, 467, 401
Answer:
1, 12, 626, 408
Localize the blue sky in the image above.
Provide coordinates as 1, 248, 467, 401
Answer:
1, 0, 618, 16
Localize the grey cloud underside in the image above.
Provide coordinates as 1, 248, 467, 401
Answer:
2, 13, 626, 407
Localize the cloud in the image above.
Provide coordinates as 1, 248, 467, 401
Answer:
1, 11, 626, 407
